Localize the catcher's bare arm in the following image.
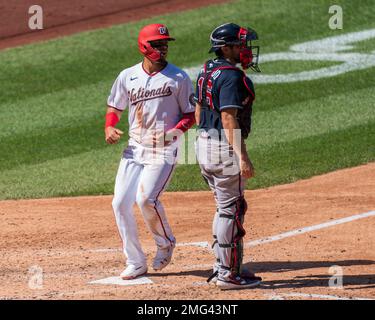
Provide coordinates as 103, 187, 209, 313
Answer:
221, 108, 254, 179
195, 102, 201, 125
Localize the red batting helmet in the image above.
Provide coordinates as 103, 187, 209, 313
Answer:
138, 24, 175, 61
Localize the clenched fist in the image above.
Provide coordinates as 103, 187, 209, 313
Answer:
105, 126, 124, 144
240, 153, 255, 179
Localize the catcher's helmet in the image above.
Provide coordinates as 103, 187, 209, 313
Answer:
138, 24, 175, 61
209, 22, 260, 72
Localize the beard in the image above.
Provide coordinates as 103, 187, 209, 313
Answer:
234, 53, 241, 64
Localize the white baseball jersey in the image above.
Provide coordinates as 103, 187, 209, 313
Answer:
108, 62, 194, 268
107, 62, 195, 145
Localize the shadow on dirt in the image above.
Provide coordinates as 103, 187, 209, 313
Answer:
258, 274, 375, 290
248, 259, 375, 273
150, 260, 375, 290
249, 259, 375, 289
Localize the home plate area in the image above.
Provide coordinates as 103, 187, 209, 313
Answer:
1, 164, 374, 300
89, 276, 153, 286
89, 211, 375, 300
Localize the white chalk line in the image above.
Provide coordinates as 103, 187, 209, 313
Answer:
4, 210, 372, 260
79, 241, 210, 254
183, 28, 375, 84
11, 210, 373, 257
245, 210, 375, 247
87, 241, 210, 254
0, 242, 210, 258
89, 248, 120, 253
89, 210, 375, 253
176, 241, 209, 248
89, 210, 375, 292
5, 210, 370, 297
266, 292, 374, 301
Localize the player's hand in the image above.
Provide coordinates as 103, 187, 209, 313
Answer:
151, 132, 167, 146
105, 127, 123, 144
240, 154, 255, 179
164, 128, 182, 146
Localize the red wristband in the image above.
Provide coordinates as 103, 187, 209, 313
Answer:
174, 112, 195, 133
105, 112, 119, 128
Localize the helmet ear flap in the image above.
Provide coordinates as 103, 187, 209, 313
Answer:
137, 23, 173, 61
139, 41, 161, 61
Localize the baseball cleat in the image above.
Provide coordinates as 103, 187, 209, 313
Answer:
152, 243, 175, 271
216, 274, 261, 290
208, 268, 261, 285
120, 264, 148, 280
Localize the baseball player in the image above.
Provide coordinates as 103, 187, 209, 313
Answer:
105, 23, 195, 280
194, 23, 262, 289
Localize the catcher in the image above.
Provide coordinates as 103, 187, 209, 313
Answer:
194, 23, 262, 290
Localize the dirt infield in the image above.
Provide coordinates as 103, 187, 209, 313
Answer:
0, 0, 228, 50
0, 163, 374, 300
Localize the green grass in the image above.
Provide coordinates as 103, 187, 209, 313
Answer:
0, 0, 375, 199
352, 38, 375, 53
259, 60, 342, 74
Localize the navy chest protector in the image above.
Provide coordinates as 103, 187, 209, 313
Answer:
197, 59, 254, 139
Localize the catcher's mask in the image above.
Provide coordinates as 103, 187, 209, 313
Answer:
138, 24, 175, 62
209, 22, 260, 72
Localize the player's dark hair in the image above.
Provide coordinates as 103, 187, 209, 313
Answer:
215, 45, 236, 58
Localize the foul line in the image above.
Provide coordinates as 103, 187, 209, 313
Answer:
87, 210, 375, 291
245, 211, 375, 248
23, 211, 374, 256
176, 241, 209, 248
88, 241, 210, 254
87, 211, 375, 253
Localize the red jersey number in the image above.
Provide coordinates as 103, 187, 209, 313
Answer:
197, 76, 214, 110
